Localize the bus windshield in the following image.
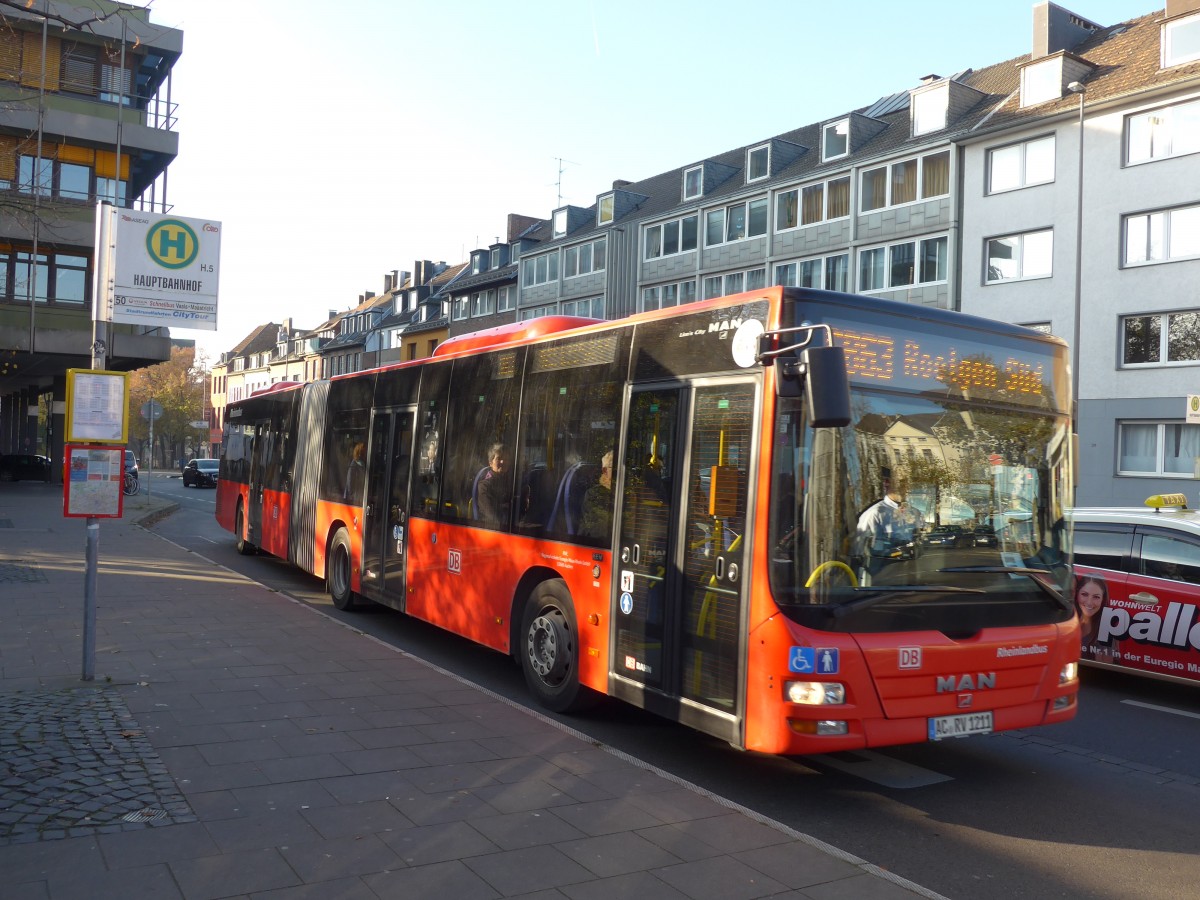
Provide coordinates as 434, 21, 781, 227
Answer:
769, 373, 1073, 636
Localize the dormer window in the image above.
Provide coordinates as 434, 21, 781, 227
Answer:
1020, 58, 1061, 107
1164, 13, 1200, 67
598, 193, 615, 225
683, 165, 702, 200
552, 209, 568, 238
471, 252, 486, 275
511, 242, 521, 262
746, 145, 769, 182
490, 247, 503, 268
912, 84, 948, 136
822, 120, 849, 161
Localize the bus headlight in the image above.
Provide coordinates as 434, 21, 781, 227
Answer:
785, 681, 845, 705
1059, 662, 1078, 685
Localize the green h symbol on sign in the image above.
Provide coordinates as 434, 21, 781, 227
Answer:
146, 219, 199, 270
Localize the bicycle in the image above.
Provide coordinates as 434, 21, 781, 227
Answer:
123, 471, 139, 496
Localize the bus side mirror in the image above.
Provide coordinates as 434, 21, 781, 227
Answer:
803, 346, 851, 428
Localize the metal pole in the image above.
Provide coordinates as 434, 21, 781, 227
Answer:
1068, 82, 1086, 429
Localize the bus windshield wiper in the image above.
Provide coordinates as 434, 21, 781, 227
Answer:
938, 566, 1071, 612
829, 585, 985, 619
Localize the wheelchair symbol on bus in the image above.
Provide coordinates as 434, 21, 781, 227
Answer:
788, 647, 840, 674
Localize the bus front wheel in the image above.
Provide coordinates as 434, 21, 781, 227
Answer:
327, 528, 359, 611
519, 580, 593, 713
235, 505, 255, 556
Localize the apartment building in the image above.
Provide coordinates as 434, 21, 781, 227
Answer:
0, 0, 181, 472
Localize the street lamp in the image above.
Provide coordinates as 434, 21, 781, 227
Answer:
1068, 81, 1086, 427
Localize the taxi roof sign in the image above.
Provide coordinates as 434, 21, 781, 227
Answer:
1144, 493, 1188, 510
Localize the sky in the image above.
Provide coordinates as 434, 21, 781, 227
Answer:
140, 0, 1164, 365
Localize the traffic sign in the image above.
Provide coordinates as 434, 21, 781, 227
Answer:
141, 400, 164, 421
189, 420, 208, 429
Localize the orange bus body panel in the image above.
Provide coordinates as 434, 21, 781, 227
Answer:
405, 518, 612, 691
743, 613, 1079, 754
258, 487, 291, 559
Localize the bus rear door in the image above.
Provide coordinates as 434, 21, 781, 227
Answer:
613, 379, 757, 745
361, 406, 416, 611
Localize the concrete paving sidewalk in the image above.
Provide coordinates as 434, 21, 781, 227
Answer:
0, 481, 946, 899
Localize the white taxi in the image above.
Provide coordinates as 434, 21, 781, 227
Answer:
1068, 494, 1200, 686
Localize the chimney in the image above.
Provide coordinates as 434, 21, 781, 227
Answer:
1167, 1, 1200, 17
1032, 2, 1101, 59
612, 179, 632, 189
384, 273, 393, 294
918, 73, 940, 84
506, 213, 542, 242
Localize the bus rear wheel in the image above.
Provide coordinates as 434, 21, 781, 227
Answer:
327, 528, 359, 611
519, 580, 593, 713
235, 505, 255, 556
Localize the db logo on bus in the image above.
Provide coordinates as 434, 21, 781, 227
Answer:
899, 647, 922, 669
447, 549, 462, 574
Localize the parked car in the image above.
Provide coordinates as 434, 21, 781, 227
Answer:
1069, 493, 1200, 686
0, 453, 52, 482
182, 458, 219, 488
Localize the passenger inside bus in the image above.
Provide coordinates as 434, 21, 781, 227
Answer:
343, 442, 366, 503
474, 443, 511, 525
578, 450, 614, 540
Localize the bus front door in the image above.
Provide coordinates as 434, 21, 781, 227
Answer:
614, 381, 756, 744
246, 422, 266, 547
361, 407, 416, 612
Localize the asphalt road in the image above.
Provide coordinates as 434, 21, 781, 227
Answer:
153, 475, 1200, 900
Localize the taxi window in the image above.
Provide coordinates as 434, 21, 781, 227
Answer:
1139, 532, 1200, 585
1072, 525, 1132, 572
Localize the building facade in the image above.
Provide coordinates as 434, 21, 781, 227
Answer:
213, 1, 1200, 507
0, 1, 181, 473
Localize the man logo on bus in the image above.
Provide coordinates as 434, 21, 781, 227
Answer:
145, 219, 199, 270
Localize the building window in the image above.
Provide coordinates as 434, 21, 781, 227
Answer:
1164, 13, 1200, 68
985, 229, 1053, 282
519, 303, 557, 321
471, 252, 486, 275
563, 237, 607, 278
1124, 204, 1200, 265
641, 279, 697, 312
747, 144, 769, 181
860, 151, 949, 212
0, 249, 89, 305
1119, 422, 1200, 476
775, 253, 850, 293
490, 248, 503, 268
562, 296, 603, 318
598, 194, 614, 225
858, 236, 948, 292
497, 285, 515, 312
452, 295, 469, 320
1020, 58, 1061, 107
987, 135, 1055, 193
700, 267, 766, 300
776, 176, 850, 231
705, 197, 768, 246
471, 289, 496, 317
823, 119, 849, 161
1126, 98, 1200, 164
552, 209, 568, 238
522, 252, 560, 286
912, 84, 948, 135
683, 165, 703, 200
1122, 310, 1200, 366
644, 214, 698, 260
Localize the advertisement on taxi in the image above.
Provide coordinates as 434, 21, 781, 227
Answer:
1072, 494, 1200, 686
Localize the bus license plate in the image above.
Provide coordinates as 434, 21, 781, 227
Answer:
928, 711, 993, 741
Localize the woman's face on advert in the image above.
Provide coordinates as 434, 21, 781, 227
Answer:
1076, 581, 1104, 617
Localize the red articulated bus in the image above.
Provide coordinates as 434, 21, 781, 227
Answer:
217, 286, 1080, 753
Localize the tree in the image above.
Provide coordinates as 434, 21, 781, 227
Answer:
127, 347, 206, 469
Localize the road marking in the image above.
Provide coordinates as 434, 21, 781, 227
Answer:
810, 750, 953, 788
1121, 699, 1200, 721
